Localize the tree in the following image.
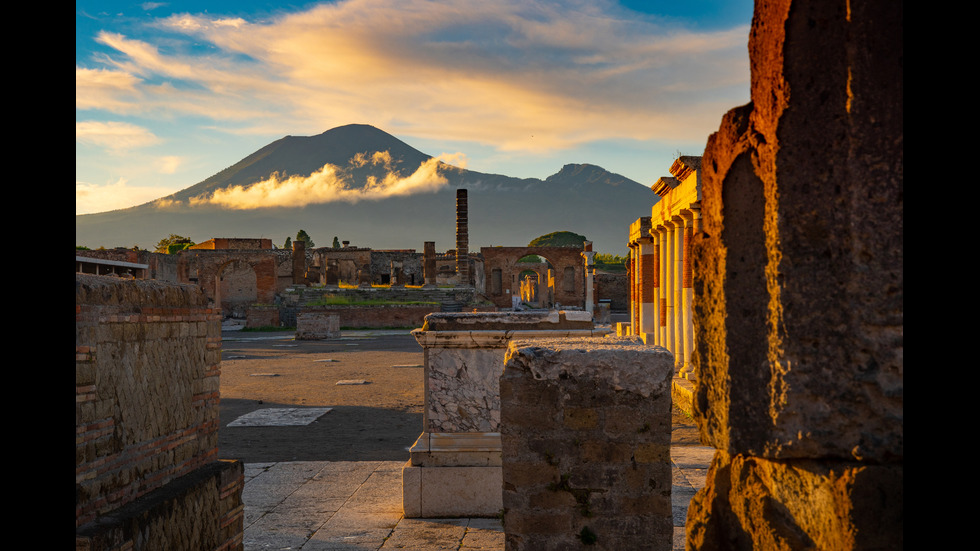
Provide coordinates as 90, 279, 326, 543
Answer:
283, 236, 292, 249
528, 231, 587, 248
332, 236, 341, 249
155, 234, 194, 254
295, 230, 315, 248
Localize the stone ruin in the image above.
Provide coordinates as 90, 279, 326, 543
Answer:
75, 2, 900, 549
75, 274, 244, 550
403, 311, 606, 518
684, 0, 903, 549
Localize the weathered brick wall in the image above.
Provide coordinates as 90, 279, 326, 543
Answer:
293, 304, 436, 329
75, 249, 180, 282
247, 305, 280, 328
76, 274, 243, 550
594, 273, 627, 310
500, 337, 675, 551
296, 312, 340, 339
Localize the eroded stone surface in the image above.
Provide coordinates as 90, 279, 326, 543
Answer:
500, 337, 675, 551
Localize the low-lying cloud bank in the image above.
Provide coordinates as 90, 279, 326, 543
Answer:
188, 152, 465, 209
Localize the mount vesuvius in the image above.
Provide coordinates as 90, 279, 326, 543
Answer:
75, 124, 659, 254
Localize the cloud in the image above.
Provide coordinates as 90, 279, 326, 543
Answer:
155, 156, 182, 174
76, 121, 160, 151
191, 152, 463, 209
76, 178, 173, 215
78, 0, 749, 149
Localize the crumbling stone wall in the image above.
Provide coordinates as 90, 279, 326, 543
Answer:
177, 250, 277, 318
500, 337, 675, 550
76, 248, 180, 282
75, 274, 243, 550
686, 1, 902, 549
295, 312, 341, 339
594, 273, 627, 311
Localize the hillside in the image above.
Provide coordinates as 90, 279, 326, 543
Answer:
75, 125, 659, 254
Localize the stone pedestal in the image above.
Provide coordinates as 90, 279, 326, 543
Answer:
403, 311, 608, 518
500, 337, 675, 551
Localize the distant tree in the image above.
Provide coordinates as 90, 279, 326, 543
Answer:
295, 230, 315, 248
332, 236, 341, 249
155, 234, 194, 253
528, 231, 588, 248
284, 236, 292, 250
594, 253, 627, 273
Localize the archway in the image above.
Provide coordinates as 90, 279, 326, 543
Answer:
516, 255, 553, 308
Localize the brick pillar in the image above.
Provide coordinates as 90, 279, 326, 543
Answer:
423, 241, 436, 286
456, 189, 469, 286
292, 239, 306, 284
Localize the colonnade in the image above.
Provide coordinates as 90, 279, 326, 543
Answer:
645, 211, 700, 379
628, 156, 702, 381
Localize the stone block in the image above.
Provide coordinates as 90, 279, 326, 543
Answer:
500, 336, 674, 551
686, 450, 903, 550
402, 461, 503, 518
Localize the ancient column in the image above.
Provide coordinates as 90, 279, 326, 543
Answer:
673, 215, 685, 373
638, 236, 656, 339
628, 244, 637, 334
291, 239, 306, 284
582, 241, 596, 314
657, 224, 669, 347
680, 211, 696, 380
648, 229, 663, 346
423, 241, 436, 287
686, 1, 902, 549
663, 220, 675, 358
456, 189, 469, 286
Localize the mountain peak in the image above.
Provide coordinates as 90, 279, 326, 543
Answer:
544, 163, 637, 188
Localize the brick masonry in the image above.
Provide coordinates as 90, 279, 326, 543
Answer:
75, 274, 243, 550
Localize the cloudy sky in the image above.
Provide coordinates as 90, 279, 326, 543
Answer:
76, 0, 753, 215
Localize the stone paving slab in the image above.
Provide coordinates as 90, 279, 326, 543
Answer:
242, 446, 714, 551
229, 407, 333, 427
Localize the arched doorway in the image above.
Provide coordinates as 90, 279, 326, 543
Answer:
516, 255, 554, 308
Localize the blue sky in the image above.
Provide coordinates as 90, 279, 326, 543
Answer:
76, 0, 753, 215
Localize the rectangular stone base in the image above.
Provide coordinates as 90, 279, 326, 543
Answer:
402, 432, 503, 518
402, 461, 502, 518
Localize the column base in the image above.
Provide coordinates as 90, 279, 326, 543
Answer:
402, 432, 503, 518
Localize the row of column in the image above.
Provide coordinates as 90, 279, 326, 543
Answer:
633, 210, 699, 380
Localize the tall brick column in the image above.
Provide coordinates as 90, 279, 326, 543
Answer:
292, 238, 306, 284
423, 241, 436, 286
687, 1, 902, 549
456, 189, 469, 286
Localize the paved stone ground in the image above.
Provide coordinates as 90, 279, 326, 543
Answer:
220, 326, 713, 550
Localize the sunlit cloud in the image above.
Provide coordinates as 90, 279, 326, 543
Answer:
78, 0, 749, 150
76, 121, 160, 152
191, 152, 465, 209
76, 178, 173, 215
155, 156, 182, 174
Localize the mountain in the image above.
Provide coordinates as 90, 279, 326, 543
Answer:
75, 124, 659, 254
